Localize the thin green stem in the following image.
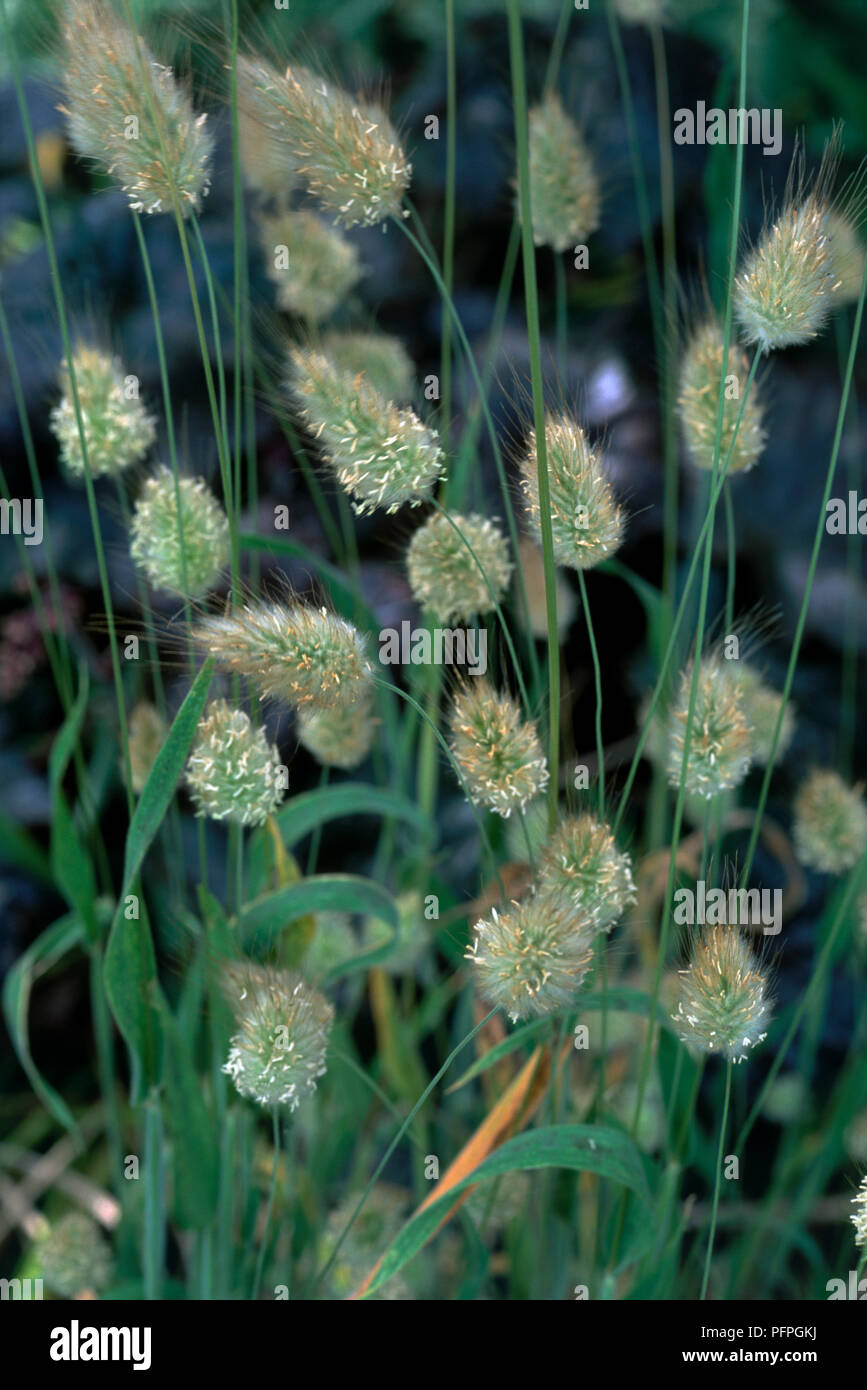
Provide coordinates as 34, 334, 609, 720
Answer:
700, 1059, 732, 1300
577, 570, 604, 814
251, 1109, 281, 1300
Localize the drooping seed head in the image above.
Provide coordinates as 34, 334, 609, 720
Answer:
185, 700, 285, 827
678, 316, 766, 474
525, 93, 600, 253
537, 813, 637, 931
449, 680, 548, 818
50, 345, 156, 479
289, 346, 443, 515
237, 58, 411, 228
258, 208, 362, 322
851, 1174, 867, 1248
467, 889, 596, 1022
194, 600, 373, 711
734, 143, 844, 352
673, 925, 772, 1063
317, 330, 415, 403
407, 511, 513, 624
296, 686, 377, 769
130, 466, 229, 597
222, 963, 333, 1110
60, 0, 213, 217
37, 1213, 114, 1297
728, 661, 795, 766
668, 654, 752, 800
793, 768, 867, 875
126, 700, 167, 795
520, 415, 625, 571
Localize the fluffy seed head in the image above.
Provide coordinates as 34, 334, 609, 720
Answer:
50, 345, 156, 479
237, 55, 299, 202
60, 0, 212, 216
793, 768, 867, 875
734, 144, 843, 351
222, 963, 333, 1109
317, 330, 415, 402
467, 890, 596, 1021
520, 415, 624, 570
728, 662, 795, 765
237, 59, 411, 228
319, 1187, 410, 1299
673, 925, 772, 1063
259, 208, 362, 321
449, 681, 548, 818
538, 813, 637, 931
407, 512, 513, 623
525, 93, 601, 252
668, 655, 752, 800
126, 700, 167, 794
194, 600, 373, 711
37, 1213, 114, 1297
827, 209, 866, 305
296, 686, 377, 769
130, 466, 229, 597
185, 700, 285, 827
851, 1174, 867, 1248
678, 316, 766, 474
289, 346, 443, 514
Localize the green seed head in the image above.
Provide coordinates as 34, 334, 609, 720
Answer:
222, 963, 334, 1109
673, 925, 772, 1064
407, 511, 513, 624
126, 700, 167, 795
61, 0, 213, 217
317, 330, 416, 402
678, 316, 766, 474
467, 889, 596, 1022
793, 768, 867, 875
186, 700, 285, 827
259, 208, 362, 322
290, 345, 442, 514
195, 600, 373, 711
728, 662, 794, 766
130, 466, 230, 597
296, 686, 377, 769
238, 55, 300, 202
520, 415, 624, 571
538, 813, 637, 932
667, 655, 752, 800
449, 680, 548, 818
525, 93, 600, 252
827, 209, 867, 306
50, 344, 156, 479
851, 1175, 867, 1248
237, 59, 411, 228
735, 194, 835, 351
37, 1213, 114, 1297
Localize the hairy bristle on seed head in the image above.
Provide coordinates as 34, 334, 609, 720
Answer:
673, 925, 772, 1063
185, 699, 285, 828
466, 889, 596, 1021
537, 813, 637, 932
678, 315, 766, 474
449, 680, 548, 818
406, 511, 513, 624
520, 415, 624, 571
130, 466, 230, 598
221, 963, 333, 1109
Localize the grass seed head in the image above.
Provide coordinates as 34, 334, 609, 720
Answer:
407, 511, 513, 624
237, 58, 411, 228
449, 680, 548, 818
467, 889, 596, 1021
728, 661, 795, 765
37, 1212, 114, 1297
296, 686, 377, 769
673, 925, 772, 1063
126, 700, 167, 795
130, 466, 230, 597
826, 208, 867, 305
525, 93, 601, 252
50, 344, 156, 479
289, 345, 443, 514
793, 768, 867, 875
851, 1174, 867, 1248
678, 316, 766, 474
186, 699, 285, 827
317, 329, 416, 403
194, 600, 373, 711
259, 208, 362, 322
668, 654, 752, 800
60, 0, 213, 217
222, 963, 333, 1109
520, 415, 624, 571
538, 813, 637, 932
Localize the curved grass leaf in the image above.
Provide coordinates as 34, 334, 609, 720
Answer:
240, 874, 398, 972
276, 783, 429, 848
104, 659, 213, 1097
49, 664, 97, 940
161, 1008, 219, 1229
2, 913, 85, 1135
362, 1123, 651, 1297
